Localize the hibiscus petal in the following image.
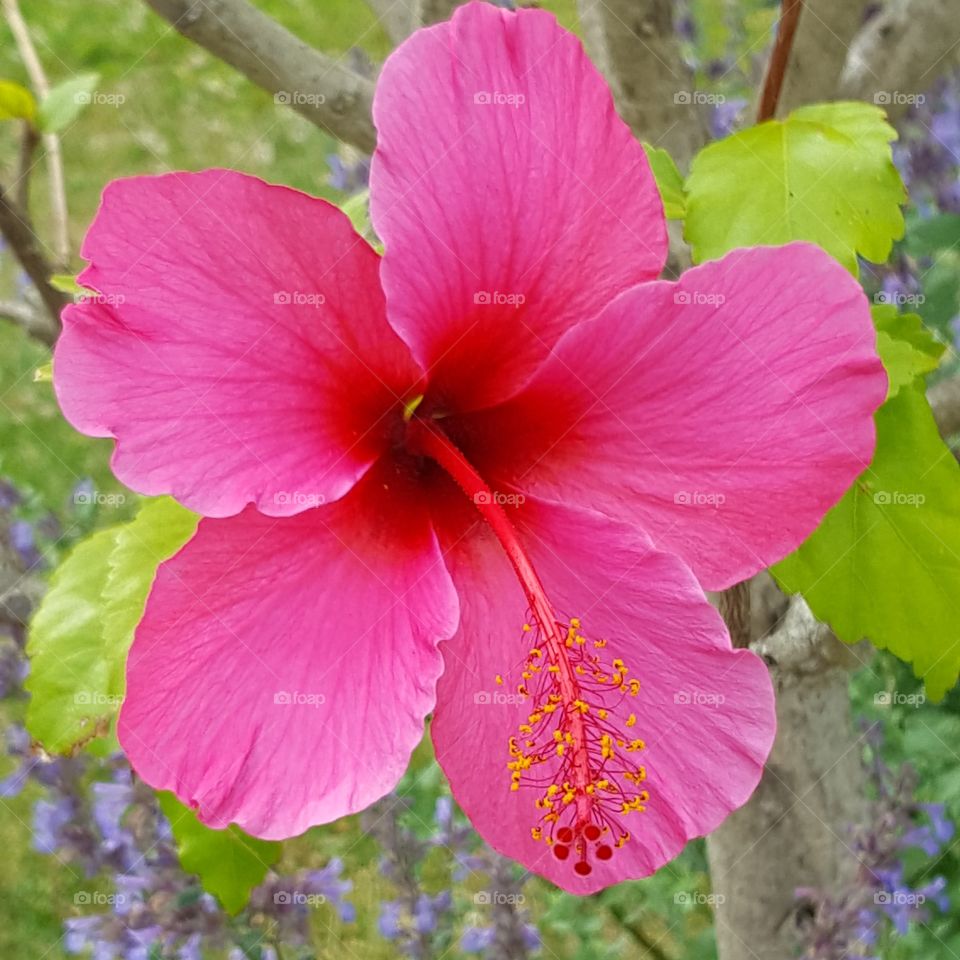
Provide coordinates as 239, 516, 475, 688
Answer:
370, 2, 666, 412
460, 243, 886, 589
430, 495, 774, 894
118, 462, 459, 839
55, 170, 420, 517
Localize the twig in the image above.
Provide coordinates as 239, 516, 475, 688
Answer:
0, 298, 56, 347
15, 121, 39, 213
363, 0, 417, 43
142, 0, 377, 153
756, 0, 805, 122
3, 0, 71, 268
0, 184, 68, 338
604, 900, 673, 960
718, 579, 752, 649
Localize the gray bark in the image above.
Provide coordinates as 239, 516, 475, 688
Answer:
143, 0, 377, 152
708, 596, 870, 960
576, 0, 709, 170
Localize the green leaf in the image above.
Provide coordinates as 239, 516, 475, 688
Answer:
100, 497, 198, 689
49, 273, 87, 296
685, 101, 905, 272
773, 385, 960, 700
36, 73, 100, 133
26, 498, 197, 753
25, 526, 121, 753
873, 304, 944, 397
642, 143, 685, 220
158, 793, 281, 914
904, 212, 960, 256
0, 79, 36, 122
340, 188, 370, 236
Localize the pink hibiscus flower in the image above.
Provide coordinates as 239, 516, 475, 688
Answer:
53, 2, 885, 893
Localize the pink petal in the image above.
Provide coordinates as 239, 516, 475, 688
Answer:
430, 494, 774, 894
118, 461, 458, 839
458, 243, 886, 589
370, 2, 666, 412
55, 170, 421, 518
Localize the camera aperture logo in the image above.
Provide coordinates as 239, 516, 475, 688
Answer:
474, 891, 525, 905
674, 290, 726, 306
274, 491, 326, 508
274, 691, 326, 708
274, 91, 326, 107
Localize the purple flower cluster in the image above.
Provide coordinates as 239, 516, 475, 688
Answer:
364, 793, 540, 958
798, 723, 953, 959
0, 618, 355, 960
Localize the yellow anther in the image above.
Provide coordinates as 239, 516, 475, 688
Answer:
528, 712, 542, 724
612, 658, 626, 672
553, 730, 563, 743
629, 679, 641, 696
562, 789, 576, 805
575, 665, 586, 675
547, 664, 560, 674
522, 624, 532, 632
519, 724, 532, 735
628, 739, 646, 752
511, 783, 520, 792
556, 743, 565, 757
572, 699, 589, 714
626, 714, 637, 728
594, 638, 607, 649
570, 618, 581, 628
495, 674, 504, 686
598, 709, 608, 720
547, 784, 559, 797
531, 827, 542, 841
529, 647, 542, 658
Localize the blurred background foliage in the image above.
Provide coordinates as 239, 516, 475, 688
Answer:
0, 0, 958, 958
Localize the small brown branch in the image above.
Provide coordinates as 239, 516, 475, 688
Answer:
363, 0, 417, 44
3, 0, 71, 268
757, 0, 805, 122
718, 580, 752, 649
16, 121, 39, 213
142, 0, 377, 153
0, 185, 68, 340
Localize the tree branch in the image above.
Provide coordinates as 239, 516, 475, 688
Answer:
142, 0, 377, 152
415, 0, 463, 27
756, 0, 804, 122
708, 597, 869, 960
576, 0, 708, 171
363, 0, 417, 44
0, 185, 68, 341
777, 0, 871, 113
3, 0, 71, 269
838, 0, 960, 118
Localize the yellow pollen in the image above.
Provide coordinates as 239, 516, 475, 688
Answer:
495, 674, 504, 686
